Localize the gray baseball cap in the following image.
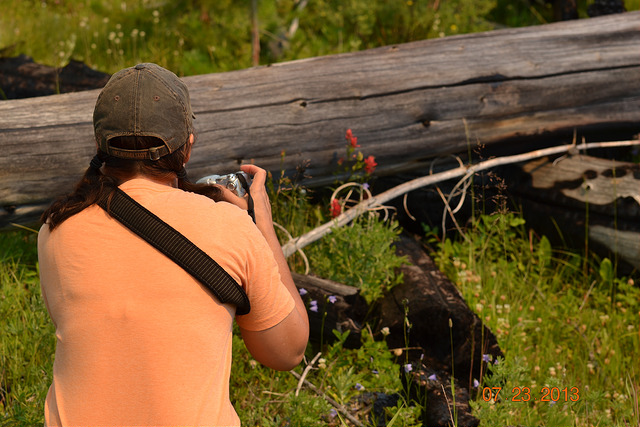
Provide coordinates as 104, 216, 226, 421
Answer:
93, 63, 195, 160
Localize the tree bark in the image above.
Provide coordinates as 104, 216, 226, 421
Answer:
292, 233, 497, 426
1, 12, 639, 227
506, 154, 640, 271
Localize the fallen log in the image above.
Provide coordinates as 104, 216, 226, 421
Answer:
293, 233, 501, 426
1, 12, 639, 228
507, 153, 640, 271
0, 55, 110, 99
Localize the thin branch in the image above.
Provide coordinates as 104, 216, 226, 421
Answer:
290, 370, 364, 427
281, 139, 640, 258
295, 352, 322, 396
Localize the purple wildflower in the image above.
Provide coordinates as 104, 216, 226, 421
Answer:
473, 379, 480, 388
404, 363, 413, 373
428, 374, 437, 381
328, 295, 337, 304
309, 300, 318, 312
482, 354, 492, 363
299, 288, 307, 296
355, 383, 364, 391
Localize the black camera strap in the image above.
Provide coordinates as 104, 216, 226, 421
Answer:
235, 172, 255, 223
98, 188, 251, 315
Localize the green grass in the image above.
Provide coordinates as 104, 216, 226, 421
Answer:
429, 212, 640, 426
2, 195, 638, 426
0, 230, 54, 425
7, 0, 637, 77
2, 1, 640, 425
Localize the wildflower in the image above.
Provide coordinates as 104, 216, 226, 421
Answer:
372, 370, 379, 375
330, 198, 341, 218
404, 363, 413, 373
345, 129, 360, 148
428, 374, 437, 381
380, 327, 390, 336
364, 155, 377, 174
299, 288, 307, 296
328, 295, 337, 304
482, 354, 492, 363
318, 358, 326, 369
329, 408, 337, 418
309, 300, 318, 312
355, 383, 365, 391
473, 379, 480, 388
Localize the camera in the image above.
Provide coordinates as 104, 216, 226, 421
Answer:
196, 171, 252, 197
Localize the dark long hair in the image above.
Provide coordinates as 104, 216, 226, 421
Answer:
41, 135, 222, 230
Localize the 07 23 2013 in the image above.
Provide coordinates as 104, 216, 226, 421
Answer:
481, 386, 580, 402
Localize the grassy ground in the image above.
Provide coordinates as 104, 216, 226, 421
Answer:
2, 0, 637, 77
1, 189, 638, 425
1, 1, 639, 425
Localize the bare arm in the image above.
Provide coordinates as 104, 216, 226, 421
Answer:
219, 164, 309, 371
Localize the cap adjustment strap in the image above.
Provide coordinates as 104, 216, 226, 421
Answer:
106, 145, 170, 161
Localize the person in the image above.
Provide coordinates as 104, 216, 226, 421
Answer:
37, 63, 309, 426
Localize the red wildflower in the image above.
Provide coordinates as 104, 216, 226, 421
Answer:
330, 199, 342, 218
364, 155, 377, 174
345, 128, 360, 148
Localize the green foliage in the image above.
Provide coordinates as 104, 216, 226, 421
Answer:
1, 230, 55, 426
7, 0, 637, 77
265, 0, 497, 63
230, 327, 421, 426
267, 150, 407, 305
305, 213, 407, 305
432, 212, 640, 426
0, 0, 254, 75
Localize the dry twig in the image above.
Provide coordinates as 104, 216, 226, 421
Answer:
289, 370, 364, 427
281, 139, 640, 258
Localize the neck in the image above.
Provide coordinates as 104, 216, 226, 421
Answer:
102, 167, 178, 188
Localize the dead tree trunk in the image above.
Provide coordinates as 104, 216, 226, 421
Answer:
293, 233, 501, 426
1, 12, 639, 229
506, 153, 640, 271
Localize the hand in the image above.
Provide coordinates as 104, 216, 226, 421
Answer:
215, 165, 272, 226
239, 164, 273, 227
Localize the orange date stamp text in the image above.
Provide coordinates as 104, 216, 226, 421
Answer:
481, 386, 580, 403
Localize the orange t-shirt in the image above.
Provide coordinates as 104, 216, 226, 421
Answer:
37, 178, 295, 427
